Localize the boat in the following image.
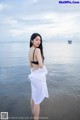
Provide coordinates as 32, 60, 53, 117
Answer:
68, 40, 72, 44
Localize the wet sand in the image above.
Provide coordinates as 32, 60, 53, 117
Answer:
40, 94, 80, 120
0, 84, 80, 120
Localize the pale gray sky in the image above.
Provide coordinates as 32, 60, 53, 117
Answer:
0, 0, 80, 42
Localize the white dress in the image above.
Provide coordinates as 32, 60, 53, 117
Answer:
28, 65, 49, 104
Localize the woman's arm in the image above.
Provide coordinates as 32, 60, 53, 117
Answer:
36, 48, 44, 68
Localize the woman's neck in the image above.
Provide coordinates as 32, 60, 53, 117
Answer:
32, 45, 36, 48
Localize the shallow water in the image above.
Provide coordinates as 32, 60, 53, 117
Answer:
0, 42, 80, 118
0, 42, 80, 95
0, 42, 80, 66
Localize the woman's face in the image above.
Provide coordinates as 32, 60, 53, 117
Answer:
32, 36, 41, 47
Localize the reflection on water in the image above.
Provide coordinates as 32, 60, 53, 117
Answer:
0, 42, 80, 120
0, 42, 80, 96
0, 42, 80, 67
43, 42, 80, 64
0, 42, 28, 67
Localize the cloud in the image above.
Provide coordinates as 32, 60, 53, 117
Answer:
0, 3, 6, 11
32, 0, 39, 3
9, 29, 26, 36
0, 3, 12, 11
0, 0, 80, 42
3, 17, 18, 27
2, 12, 79, 39
15, 12, 80, 35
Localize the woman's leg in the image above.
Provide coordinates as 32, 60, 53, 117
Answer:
30, 97, 34, 114
34, 103, 40, 120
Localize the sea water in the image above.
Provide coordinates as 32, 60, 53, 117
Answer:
0, 41, 80, 96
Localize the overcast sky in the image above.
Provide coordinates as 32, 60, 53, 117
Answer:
0, 0, 80, 42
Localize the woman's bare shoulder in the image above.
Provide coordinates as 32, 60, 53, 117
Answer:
35, 48, 40, 53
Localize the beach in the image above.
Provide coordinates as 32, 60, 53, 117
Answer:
0, 92, 80, 120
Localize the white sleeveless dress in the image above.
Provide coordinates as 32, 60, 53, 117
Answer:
28, 65, 49, 104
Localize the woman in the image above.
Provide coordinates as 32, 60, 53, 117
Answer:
28, 33, 49, 120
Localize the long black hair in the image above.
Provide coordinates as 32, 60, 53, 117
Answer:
30, 33, 44, 61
